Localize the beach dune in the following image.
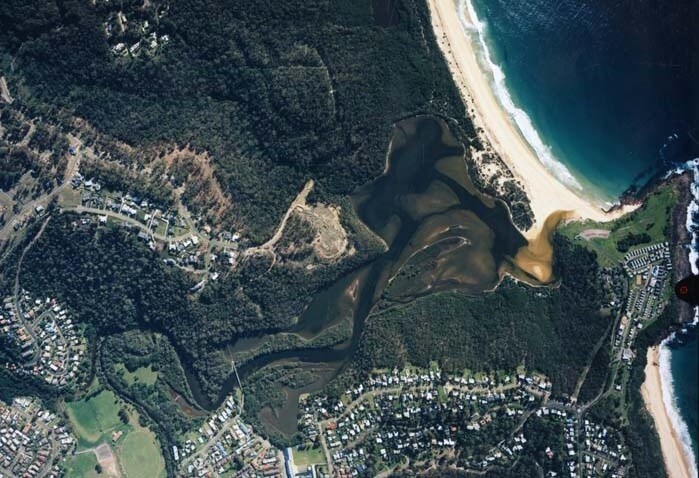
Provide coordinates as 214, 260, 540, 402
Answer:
427, 0, 635, 239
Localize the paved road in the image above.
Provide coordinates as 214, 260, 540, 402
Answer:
252, 179, 313, 253
12, 217, 51, 364
0, 134, 80, 242
0, 76, 13, 103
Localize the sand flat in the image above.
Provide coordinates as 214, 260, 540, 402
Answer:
427, 0, 635, 239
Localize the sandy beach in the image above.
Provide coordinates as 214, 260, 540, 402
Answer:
427, 0, 635, 239
641, 346, 694, 478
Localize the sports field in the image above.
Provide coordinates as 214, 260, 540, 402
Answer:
119, 429, 166, 478
292, 445, 325, 467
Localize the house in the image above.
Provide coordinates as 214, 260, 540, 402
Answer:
129, 42, 141, 55
112, 43, 127, 55
621, 348, 634, 362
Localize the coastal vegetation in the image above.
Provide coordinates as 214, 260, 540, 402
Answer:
242, 362, 322, 445
0, 113, 620, 451
616, 232, 652, 253
577, 339, 612, 403
0, 367, 59, 405
98, 331, 202, 448
0, 106, 70, 196
0, 1, 688, 477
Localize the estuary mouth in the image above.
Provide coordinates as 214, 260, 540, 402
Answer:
513, 210, 574, 283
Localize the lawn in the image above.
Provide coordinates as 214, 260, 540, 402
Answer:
154, 219, 168, 237
66, 390, 123, 445
120, 429, 166, 478
116, 364, 159, 386
59, 187, 82, 208
292, 445, 326, 467
558, 184, 676, 266
65, 452, 101, 478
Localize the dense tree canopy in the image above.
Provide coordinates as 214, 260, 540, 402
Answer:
1, 0, 482, 241
357, 234, 610, 397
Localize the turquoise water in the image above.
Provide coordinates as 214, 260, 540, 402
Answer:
467, 0, 698, 202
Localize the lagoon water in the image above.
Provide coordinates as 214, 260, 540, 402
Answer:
193, 1, 699, 440
467, 0, 699, 468
213, 116, 533, 435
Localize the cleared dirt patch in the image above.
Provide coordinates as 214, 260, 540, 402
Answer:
255, 179, 314, 253
94, 443, 120, 477
296, 203, 349, 261
160, 146, 237, 228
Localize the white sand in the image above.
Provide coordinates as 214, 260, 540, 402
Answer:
642, 347, 695, 478
427, 0, 636, 239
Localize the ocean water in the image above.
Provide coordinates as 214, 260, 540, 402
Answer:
460, 0, 699, 471
466, 0, 698, 204
665, 334, 699, 470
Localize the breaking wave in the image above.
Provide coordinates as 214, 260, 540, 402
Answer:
659, 334, 698, 478
457, 0, 583, 191
688, 159, 699, 275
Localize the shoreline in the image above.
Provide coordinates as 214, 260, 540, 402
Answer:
426, 0, 637, 239
642, 346, 697, 478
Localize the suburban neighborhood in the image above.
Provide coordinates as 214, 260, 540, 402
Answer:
175, 394, 285, 478
68, 171, 246, 288
293, 367, 631, 477
1, 292, 86, 388
0, 397, 75, 478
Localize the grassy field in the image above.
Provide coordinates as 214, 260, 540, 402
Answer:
58, 187, 82, 208
558, 184, 676, 266
65, 452, 101, 478
116, 364, 159, 386
154, 219, 168, 237
66, 387, 166, 478
85, 377, 102, 394
66, 390, 124, 445
293, 445, 326, 467
119, 429, 166, 478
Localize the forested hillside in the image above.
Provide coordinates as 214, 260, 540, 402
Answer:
356, 234, 610, 397
0, 0, 512, 241
14, 209, 381, 401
